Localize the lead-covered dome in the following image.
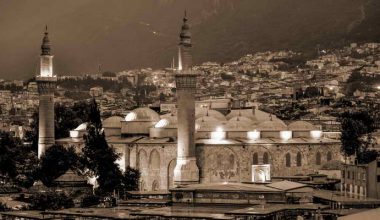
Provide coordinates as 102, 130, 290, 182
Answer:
226, 110, 257, 121
155, 115, 178, 128
103, 116, 123, 128
74, 123, 87, 131
196, 120, 224, 132
287, 121, 317, 131
256, 120, 287, 131
124, 107, 160, 122
195, 109, 226, 121
225, 116, 254, 131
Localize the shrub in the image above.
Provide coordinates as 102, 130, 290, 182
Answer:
81, 195, 101, 208
0, 202, 8, 211
30, 192, 74, 211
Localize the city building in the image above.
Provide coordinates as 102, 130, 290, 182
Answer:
341, 157, 380, 198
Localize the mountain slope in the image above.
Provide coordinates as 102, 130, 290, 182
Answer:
0, 0, 378, 79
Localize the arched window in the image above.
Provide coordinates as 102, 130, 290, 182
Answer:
327, 151, 332, 161
138, 150, 148, 169
263, 152, 269, 164
285, 153, 291, 167
296, 152, 302, 167
152, 180, 159, 191
149, 150, 160, 170
228, 154, 235, 169
253, 153, 259, 165
316, 152, 321, 165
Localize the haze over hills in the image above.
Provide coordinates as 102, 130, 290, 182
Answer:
0, 0, 379, 79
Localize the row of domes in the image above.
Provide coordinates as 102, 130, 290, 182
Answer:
96, 107, 319, 132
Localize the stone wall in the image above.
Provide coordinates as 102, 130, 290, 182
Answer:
131, 142, 341, 191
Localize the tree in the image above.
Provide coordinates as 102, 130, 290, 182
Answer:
25, 101, 93, 152
81, 99, 122, 194
0, 131, 19, 178
339, 111, 378, 164
37, 144, 80, 186
0, 131, 38, 188
120, 166, 140, 192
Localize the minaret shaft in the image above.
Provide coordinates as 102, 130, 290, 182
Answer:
173, 13, 200, 185
37, 27, 57, 158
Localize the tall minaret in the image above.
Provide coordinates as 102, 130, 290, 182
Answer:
36, 26, 57, 158
173, 12, 200, 185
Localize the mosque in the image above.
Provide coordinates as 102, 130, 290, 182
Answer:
38, 14, 341, 192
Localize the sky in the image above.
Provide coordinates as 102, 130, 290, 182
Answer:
0, 0, 378, 80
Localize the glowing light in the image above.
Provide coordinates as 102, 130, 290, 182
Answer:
69, 130, 80, 138
376, 85, 380, 90
40, 56, 53, 77
310, 130, 323, 139
155, 119, 169, 128
280, 130, 292, 141
178, 47, 182, 70
125, 112, 137, 121
247, 130, 260, 140
195, 123, 201, 131
211, 127, 226, 140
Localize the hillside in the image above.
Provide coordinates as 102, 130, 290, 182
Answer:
0, 0, 379, 79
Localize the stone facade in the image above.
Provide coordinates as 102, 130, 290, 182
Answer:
113, 141, 341, 191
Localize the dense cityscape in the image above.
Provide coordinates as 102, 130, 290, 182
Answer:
1, 2, 380, 220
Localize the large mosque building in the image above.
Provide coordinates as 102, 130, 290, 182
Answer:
52, 15, 341, 191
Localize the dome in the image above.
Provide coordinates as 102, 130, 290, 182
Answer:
224, 117, 253, 131
226, 110, 257, 121
228, 116, 253, 123
74, 123, 87, 131
155, 115, 177, 128
196, 120, 224, 132
195, 108, 226, 121
195, 116, 219, 123
256, 120, 287, 131
288, 121, 318, 131
225, 122, 253, 131
125, 107, 160, 122
103, 116, 123, 128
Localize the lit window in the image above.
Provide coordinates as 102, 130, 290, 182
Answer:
280, 130, 292, 141
247, 130, 260, 140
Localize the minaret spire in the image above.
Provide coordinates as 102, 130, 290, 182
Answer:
177, 10, 192, 71
41, 25, 51, 56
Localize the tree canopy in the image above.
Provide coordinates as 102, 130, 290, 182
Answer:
36, 144, 80, 186
339, 110, 378, 164
81, 99, 122, 194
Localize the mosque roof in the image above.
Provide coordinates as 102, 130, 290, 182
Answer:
256, 120, 287, 131
195, 108, 226, 121
103, 116, 123, 128
225, 117, 254, 131
195, 116, 219, 123
172, 182, 281, 192
74, 123, 87, 131
125, 107, 160, 122
155, 115, 177, 128
195, 120, 224, 132
226, 109, 257, 121
287, 121, 318, 131
267, 180, 309, 191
